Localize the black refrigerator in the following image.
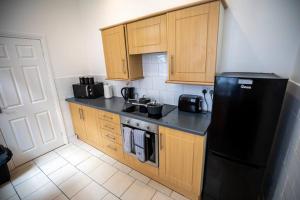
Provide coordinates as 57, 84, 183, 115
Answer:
202, 72, 288, 200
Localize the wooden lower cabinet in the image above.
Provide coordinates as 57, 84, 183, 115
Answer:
159, 126, 206, 200
69, 103, 87, 140
69, 103, 206, 200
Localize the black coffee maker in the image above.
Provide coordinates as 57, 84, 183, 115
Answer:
121, 87, 135, 101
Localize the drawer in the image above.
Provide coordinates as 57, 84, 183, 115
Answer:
102, 138, 124, 160
101, 121, 121, 135
98, 110, 120, 124
102, 129, 122, 145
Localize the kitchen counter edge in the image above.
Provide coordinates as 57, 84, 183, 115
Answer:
65, 97, 210, 136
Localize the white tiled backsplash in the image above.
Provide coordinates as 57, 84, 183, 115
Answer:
104, 53, 214, 111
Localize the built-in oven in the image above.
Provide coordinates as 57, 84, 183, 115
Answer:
121, 116, 159, 167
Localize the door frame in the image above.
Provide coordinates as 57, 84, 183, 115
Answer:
0, 32, 68, 168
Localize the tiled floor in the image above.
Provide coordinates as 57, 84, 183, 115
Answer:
0, 139, 190, 200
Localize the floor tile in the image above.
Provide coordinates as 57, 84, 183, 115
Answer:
53, 194, 69, 200
15, 172, 50, 198
102, 193, 120, 200
170, 191, 190, 200
89, 147, 105, 158
0, 182, 17, 200
7, 195, 20, 200
55, 144, 73, 153
152, 192, 173, 200
39, 157, 68, 175
78, 142, 94, 152
76, 156, 103, 174
104, 171, 135, 197
100, 154, 117, 165
11, 163, 41, 186
113, 162, 132, 174
59, 172, 92, 198
23, 182, 61, 200
71, 182, 108, 200
121, 181, 156, 200
129, 170, 150, 184
48, 164, 79, 185
148, 180, 172, 196
88, 163, 118, 184
63, 148, 91, 165
34, 151, 59, 166
11, 161, 34, 175
56, 144, 80, 157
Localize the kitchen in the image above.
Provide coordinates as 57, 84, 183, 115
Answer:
0, 0, 300, 200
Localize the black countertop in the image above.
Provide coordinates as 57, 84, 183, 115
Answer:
66, 97, 211, 136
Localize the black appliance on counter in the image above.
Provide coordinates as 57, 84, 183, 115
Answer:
178, 94, 203, 113
73, 77, 104, 98
202, 72, 288, 200
121, 87, 135, 101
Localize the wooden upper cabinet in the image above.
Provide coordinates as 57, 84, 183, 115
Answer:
127, 15, 167, 54
102, 25, 129, 80
101, 25, 143, 80
159, 126, 206, 199
167, 1, 221, 85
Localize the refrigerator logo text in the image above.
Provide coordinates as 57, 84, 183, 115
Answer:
241, 85, 252, 89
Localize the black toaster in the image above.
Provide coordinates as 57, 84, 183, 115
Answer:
178, 94, 203, 113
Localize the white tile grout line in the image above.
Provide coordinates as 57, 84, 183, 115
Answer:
10, 180, 21, 200
8, 140, 178, 200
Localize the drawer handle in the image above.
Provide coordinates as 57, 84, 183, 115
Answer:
104, 125, 114, 130
103, 115, 113, 120
105, 134, 116, 140
107, 144, 117, 151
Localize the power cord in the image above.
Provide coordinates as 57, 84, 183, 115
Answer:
209, 89, 214, 102
202, 89, 208, 112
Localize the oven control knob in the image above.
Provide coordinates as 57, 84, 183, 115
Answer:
146, 126, 150, 130
126, 120, 130, 124
136, 123, 139, 127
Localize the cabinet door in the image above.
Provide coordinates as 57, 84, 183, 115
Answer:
167, 2, 220, 84
127, 15, 167, 54
102, 25, 129, 80
69, 103, 86, 140
159, 126, 206, 195
83, 106, 99, 146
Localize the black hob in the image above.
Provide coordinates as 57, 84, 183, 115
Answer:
122, 103, 176, 119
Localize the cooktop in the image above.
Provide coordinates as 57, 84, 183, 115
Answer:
122, 103, 176, 119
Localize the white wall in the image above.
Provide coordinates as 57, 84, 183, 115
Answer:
291, 45, 300, 83
78, 0, 300, 79
0, 0, 88, 78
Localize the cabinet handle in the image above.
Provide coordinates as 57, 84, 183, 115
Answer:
105, 134, 116, 140
78, 108, 82, 119
160, 133, 163, 150
107, 144, 117, 151
81, 109, 85, 120
170, 55, 174, 74
104, 125, 114, 130
122, 59, 126, 74
103, 115, 113, 120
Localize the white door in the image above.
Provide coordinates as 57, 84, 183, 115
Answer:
0, 36, 64, 167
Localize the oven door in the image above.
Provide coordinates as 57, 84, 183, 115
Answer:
121, 124, 159, 167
